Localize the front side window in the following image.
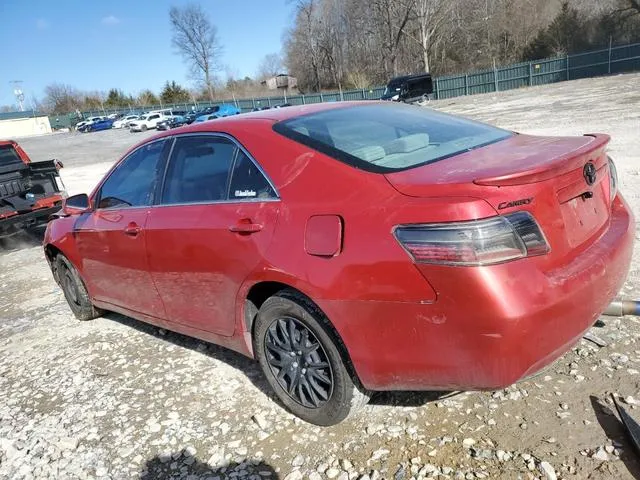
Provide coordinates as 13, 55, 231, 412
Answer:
162, 136, 236, 204
229, 151, 276, 200
98, 140, 167, 208
273, 103, 513, 173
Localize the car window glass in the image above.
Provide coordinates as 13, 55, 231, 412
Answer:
275, 104, 512, 172
162, 136, 236, 204
229, 151, 276, 200
98, 140, 166, 209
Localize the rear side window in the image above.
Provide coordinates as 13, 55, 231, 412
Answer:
0, 144, 22, 167
273, 103, 513, 173
229, 151, 276, 200
98, 140, 167, 208
162, 136, 235, 204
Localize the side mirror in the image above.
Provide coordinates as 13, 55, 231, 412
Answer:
62, 193, 91, 215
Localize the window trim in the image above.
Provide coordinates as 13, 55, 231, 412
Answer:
94, 137, 172, 211
153, 132, 280, 208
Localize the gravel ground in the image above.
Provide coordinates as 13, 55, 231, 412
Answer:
2, 73, 640, 480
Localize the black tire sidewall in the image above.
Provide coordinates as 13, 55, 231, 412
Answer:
55, 255, 99, 321
254, 294, 358, 426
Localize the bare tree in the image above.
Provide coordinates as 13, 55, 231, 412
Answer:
42, 83, 83, 114
257, 53, 284, 79
169, 4, 223, 101
406, 0, 456, 73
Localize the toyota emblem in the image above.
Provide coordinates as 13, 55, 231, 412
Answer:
583, 162, 597, 186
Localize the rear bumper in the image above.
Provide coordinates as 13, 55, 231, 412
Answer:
0, 204, 61, 233
321, 196, 635, 391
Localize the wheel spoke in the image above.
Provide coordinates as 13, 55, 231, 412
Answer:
276, 320, 291, 348
287, 319, 299, 349
307, 375, 329, 402
307, 361, 330, 369
308, 367, 331, 385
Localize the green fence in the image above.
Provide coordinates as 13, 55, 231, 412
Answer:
435, 42, 640, 99
49, 41, 640, 129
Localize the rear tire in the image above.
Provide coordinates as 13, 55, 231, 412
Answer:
55, 255, 103, 321
253, 289, 369, 426
141, 124, 147, 132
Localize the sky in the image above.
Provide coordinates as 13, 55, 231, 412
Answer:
0, 0, 293, 107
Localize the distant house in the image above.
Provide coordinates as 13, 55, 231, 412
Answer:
261, 74, 298, 92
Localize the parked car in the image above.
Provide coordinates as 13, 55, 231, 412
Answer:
381, 73, 433, 103
0, 140, 65, 238
81, 118, 114, 132
156, 115, 186, 131
75, 116, 104, 131
113, 115, 140, 129
44, 101, 633, 426
129, 113, 165, 132
194, 104, 241, 123
107, 113, 124, 120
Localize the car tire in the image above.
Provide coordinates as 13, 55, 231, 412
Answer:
141, 124, 147, 132
253, 289, 370, 426
54, 254, 103, 321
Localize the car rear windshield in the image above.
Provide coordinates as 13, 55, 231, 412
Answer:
273, 103, 513, 173
0, 144, 22, 167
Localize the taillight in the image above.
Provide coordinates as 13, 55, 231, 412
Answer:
608, 156, 618, 203
394, 212, 549, 266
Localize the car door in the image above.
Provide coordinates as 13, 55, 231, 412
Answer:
145, 134, 280, 336
74, 138, 171, 318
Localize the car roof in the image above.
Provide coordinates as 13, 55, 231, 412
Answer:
123, 101, 376, 157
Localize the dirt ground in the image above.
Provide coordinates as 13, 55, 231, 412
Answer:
2, 73, 640, 480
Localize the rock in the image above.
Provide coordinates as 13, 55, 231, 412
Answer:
184, 446, 197, 457
252, 414, 270, 430
292, 455, 305, 467
538, 461, 556, 480
394, 465, 405, 480
317, 463, 329, 473
462, 438, 476, 448
219, 423, 231, 435
605, 445, 615, 454
57, 437, 78, 452
336, 473, 349, 480
95, 466, 108, 476
309, 473, 322, 480
370, 449, 390, 461
158, 451, 172, 463
366, 424, 384, 435
341, 459, 353, 470
326, 468, 341, 479
591, 448, 609, 461
625, 396, 640, 406
284, 471, 303, 480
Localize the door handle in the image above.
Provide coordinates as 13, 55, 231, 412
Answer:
229, 220, 263, 234
124, 222, 142, 236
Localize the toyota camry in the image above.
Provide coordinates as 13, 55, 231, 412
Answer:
44, 102, 634, 425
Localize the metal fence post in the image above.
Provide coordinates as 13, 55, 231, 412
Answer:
493, 60, 499, 92
608, 36, 613, 74
435, 78, 439, 100
529, 62, 533, 86
361, 88, 366, 100
320, 92, 324, 102
302, 94, 306, 105
464, 75, 469, 96
566, 55, 570, 81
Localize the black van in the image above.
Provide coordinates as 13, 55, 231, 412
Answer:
381, 73, 433, 103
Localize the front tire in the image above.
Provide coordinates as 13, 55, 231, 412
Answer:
54, 255, 103, 321
253, 290, 369, 426
141, 124, 148, 132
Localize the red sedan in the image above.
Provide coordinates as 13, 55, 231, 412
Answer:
44, 102, 634, 425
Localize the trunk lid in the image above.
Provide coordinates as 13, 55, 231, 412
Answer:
385, 133, 612, 255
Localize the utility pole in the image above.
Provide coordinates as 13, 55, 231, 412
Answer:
9, 80, 25, 112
